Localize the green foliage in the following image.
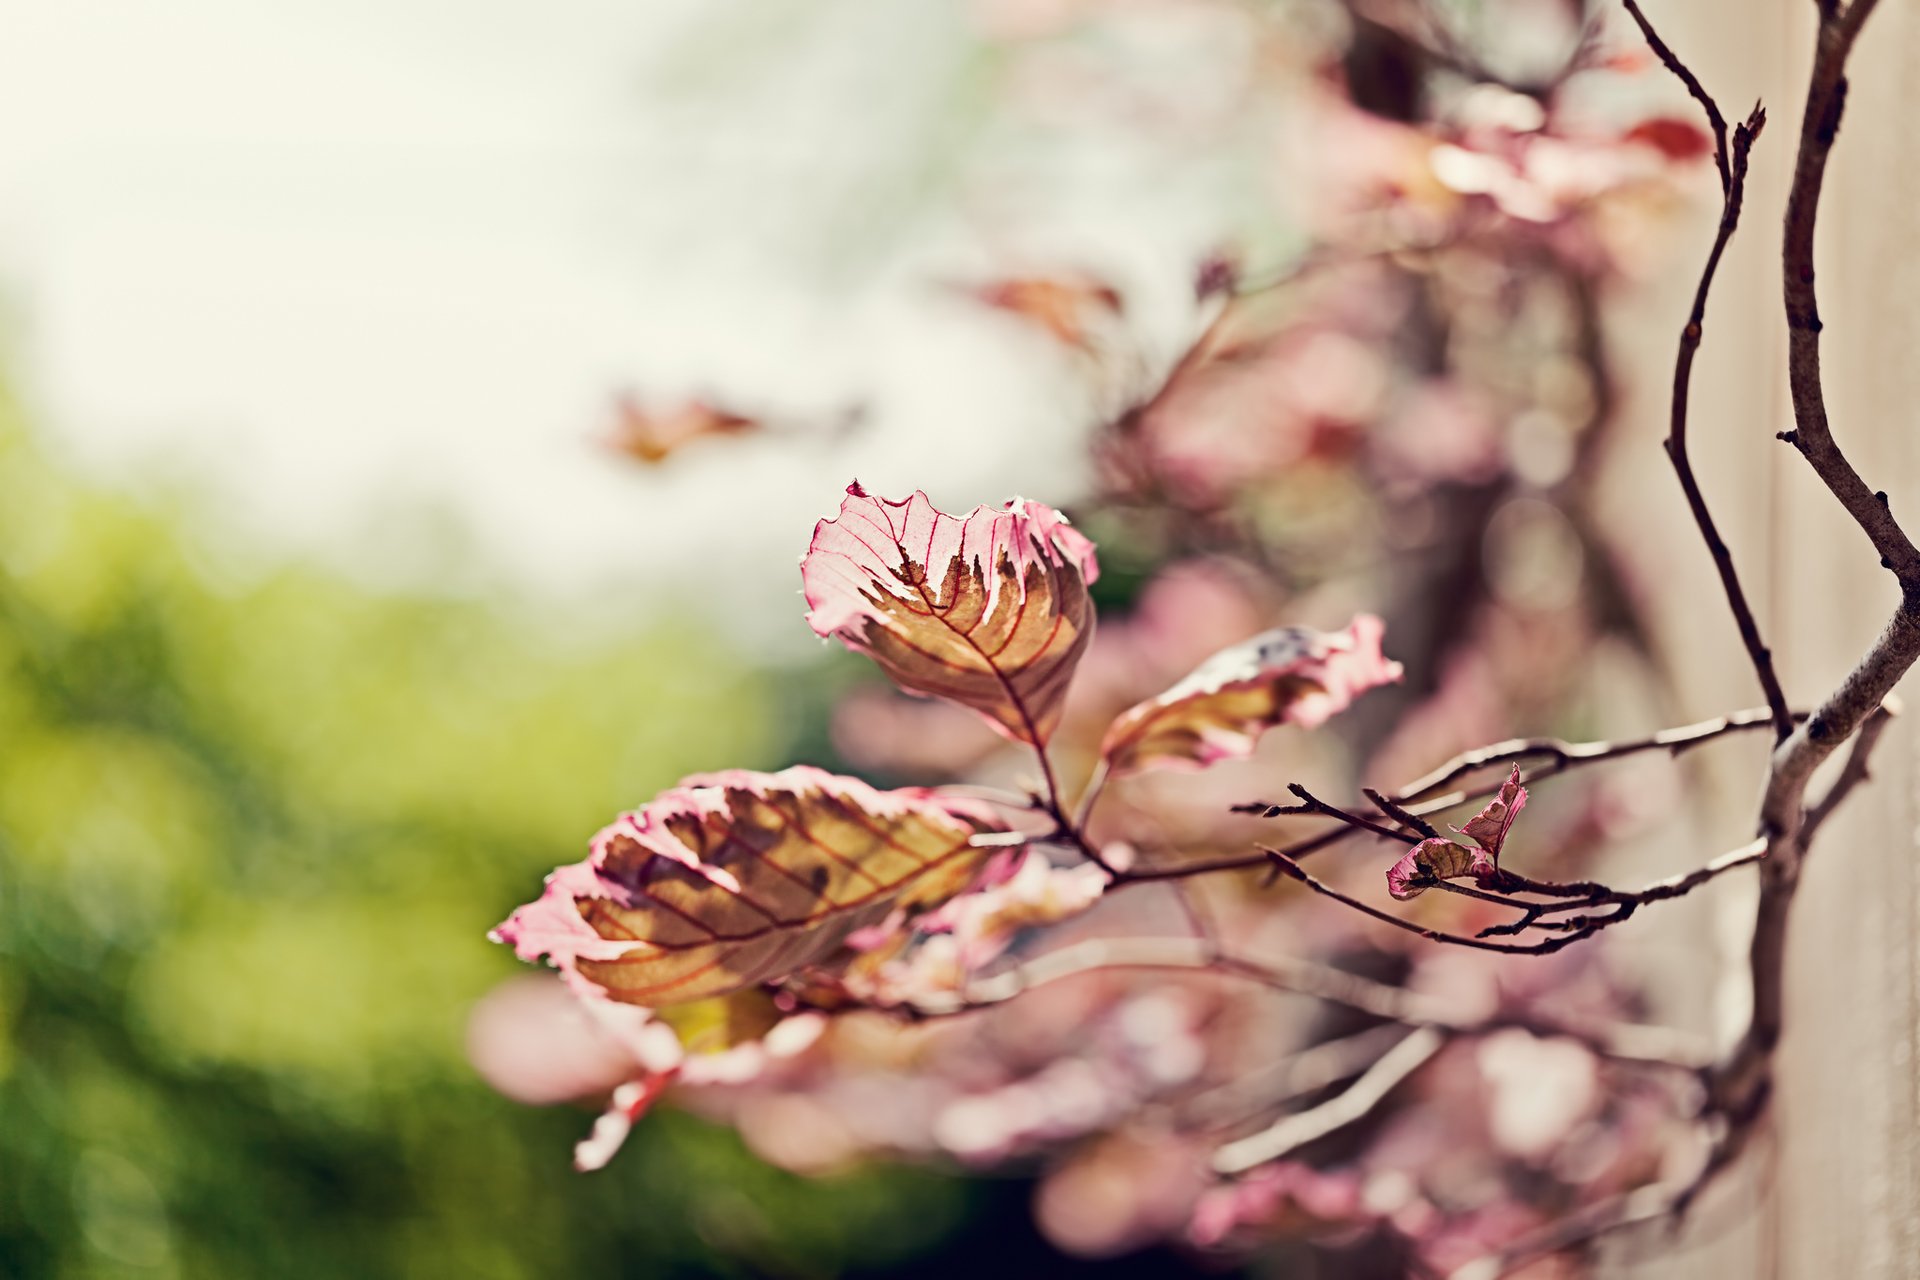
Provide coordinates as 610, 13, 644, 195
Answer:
0, 398, 964, 1278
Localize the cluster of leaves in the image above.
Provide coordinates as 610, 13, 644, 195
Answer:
491, 483, 1401, 1173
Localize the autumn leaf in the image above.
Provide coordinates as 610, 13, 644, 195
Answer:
1385, 765, 1527, 899
492, 765, 1009, 1007
1386, 838, 1494, 901
957, 275, 1125, 350
603, 392, 758, 464
1098, 616, 1402, 777
802, 483, 1100, 746
1455, 764, 1527, 865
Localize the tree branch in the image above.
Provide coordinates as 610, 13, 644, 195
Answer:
1775, 0, 1919, 582
1623, 2, 1789, 737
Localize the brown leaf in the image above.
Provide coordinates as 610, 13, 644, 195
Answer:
492, 766, 1008, 1007
803, 484, 1100, 745
1098, 616, 1402, 777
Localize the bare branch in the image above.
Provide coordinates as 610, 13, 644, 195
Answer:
1776, 0, 1918, 582
1352, 705, 1783, 804
1622, 2, 1789, 736
1803, 696, 1897, 838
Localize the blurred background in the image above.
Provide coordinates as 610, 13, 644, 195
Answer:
3, 1, 1915, 1277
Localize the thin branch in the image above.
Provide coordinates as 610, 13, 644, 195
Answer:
1803, 695, 1898, 839
1212, 1027, 1447, 1174
1262, 848, 1630, 954
1620, 1, 1731, 193
1266, 706, 1783, 809
1282, 785, 1420, 845
1621, 0, 1793, 738
1264, 836, 1766, 956
1775, 0, 1919, 583
1363, 787, 1441, 838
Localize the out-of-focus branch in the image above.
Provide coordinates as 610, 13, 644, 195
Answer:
911, 934, 1711, 1070
1212, 1027, 1446, 1174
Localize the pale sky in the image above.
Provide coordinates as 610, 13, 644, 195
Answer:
0, 0, 1250, 641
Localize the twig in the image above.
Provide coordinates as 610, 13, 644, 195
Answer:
1264, 835, 1765, 956
1248, 706, 1783, 811
1802, 695, 1898, 839
1622, 0, 1790, 738
1363, 787, 1441, 838
1212, 1027, 1447, 1174
1262, 847, 1629, 954
1282, 785, 1420, 845
1775, 0, 1918, 582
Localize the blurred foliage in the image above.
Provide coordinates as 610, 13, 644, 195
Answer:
0, 392, 968, 1279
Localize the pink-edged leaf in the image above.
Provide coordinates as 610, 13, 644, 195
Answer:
492, 765, 1008, 1007
1098, 615, 1402, 777
1386, 837, 1494, 901
918, 849, 1109, 967
802, 483, 1100, 745
1454, 764, 1527, 866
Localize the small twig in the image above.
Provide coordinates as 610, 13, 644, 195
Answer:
1283, 785, 1421, 845
1262, 848, 1627, 954
1802, 696, 1898, 839
1363, 787, 1441, 838
1258, 706, 1784, 809
1620, 0, 1732, 192
1212, 1027, 1447, 1174
1776, 0, 1919, 583
1264, 835, 1766, 956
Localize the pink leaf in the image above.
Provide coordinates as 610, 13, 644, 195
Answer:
1386, 837, 1495, 901
1098, 616, 1403, 777
1454, 764, 1527, 866
802, 484, 1100, 745
492, 765, 1007, 1006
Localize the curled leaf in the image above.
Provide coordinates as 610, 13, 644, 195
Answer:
1386, 837, 1494, 901
1384, 767, 1528, 899
802, 484, 1100, 745
1098, 616, 1402, 777
492, 766, 1007, 1007
1455, 764, 1527, 866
